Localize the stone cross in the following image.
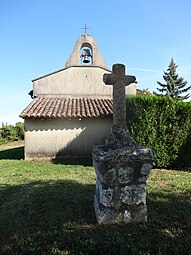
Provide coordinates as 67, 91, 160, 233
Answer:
103, 64, 136, 128
82, 24, 89, 34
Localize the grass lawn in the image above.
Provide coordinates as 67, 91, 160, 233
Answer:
0, 142, 191, 255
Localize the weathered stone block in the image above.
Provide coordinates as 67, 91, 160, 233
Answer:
100, 187, 113, 207
103, 168, 117, 185
141, 163, 152, 175
94, 198, 115, 224
118, 167, 133, 184
120, 184, 146, 205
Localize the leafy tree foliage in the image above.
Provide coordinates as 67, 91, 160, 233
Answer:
155, 58, 191, 100
15, 122, 25, 139
0, 122, 24, 144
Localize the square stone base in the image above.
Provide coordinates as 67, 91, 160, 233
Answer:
92, 145, 153, 224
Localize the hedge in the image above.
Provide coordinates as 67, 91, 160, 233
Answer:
126, 95, 191, 168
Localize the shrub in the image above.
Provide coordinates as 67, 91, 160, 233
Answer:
0, 125, 17, 141
15, 122, 25, 140
0, 122, 24, 144
126, 95, 191, 168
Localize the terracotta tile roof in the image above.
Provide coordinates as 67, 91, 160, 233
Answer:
20, 97, 113, 119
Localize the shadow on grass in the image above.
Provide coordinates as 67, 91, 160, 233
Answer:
52, 157, 93, 166
0, 179, 191, 254
0, 146, 24, 160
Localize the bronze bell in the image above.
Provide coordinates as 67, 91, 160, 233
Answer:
81, 49, 92, 64
83, 55, 90, 63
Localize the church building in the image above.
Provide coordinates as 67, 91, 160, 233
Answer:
20, 32, 136, 160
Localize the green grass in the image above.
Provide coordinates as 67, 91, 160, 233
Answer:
0, 144, 191, 254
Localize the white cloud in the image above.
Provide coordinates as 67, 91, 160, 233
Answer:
128, 67, 162, 73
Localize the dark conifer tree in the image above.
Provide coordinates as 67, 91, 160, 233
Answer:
155, 58, 191, 100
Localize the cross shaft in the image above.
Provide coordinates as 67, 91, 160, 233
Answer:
103, 64, 136, 128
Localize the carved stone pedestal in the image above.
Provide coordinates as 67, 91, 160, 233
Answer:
92, 127, 153, 224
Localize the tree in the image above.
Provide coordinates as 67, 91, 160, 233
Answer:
15, 122, 24, 139
0, 122, 24, 144
0, 125, 17, 141
155, 58, 191, 100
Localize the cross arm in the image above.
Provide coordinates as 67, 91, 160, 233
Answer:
103, 74, 117, 85
103, 74, 136, 86
125, 75, 136, 85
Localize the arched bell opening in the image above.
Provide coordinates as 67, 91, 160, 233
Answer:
80, 44, 93, 65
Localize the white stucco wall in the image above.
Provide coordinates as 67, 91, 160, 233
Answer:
33, 66, 136, 98
24, 118, 112, 160
33, 66, 114, 98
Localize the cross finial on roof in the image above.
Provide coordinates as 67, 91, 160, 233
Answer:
82, 24, 89, 34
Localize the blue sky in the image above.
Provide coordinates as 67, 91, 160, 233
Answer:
1, 0, 191, 124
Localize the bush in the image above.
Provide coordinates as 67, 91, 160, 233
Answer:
15, 122, 25, 140
1, 125, 17, 141
126, 95, 191, 168
0, 122, 24, 144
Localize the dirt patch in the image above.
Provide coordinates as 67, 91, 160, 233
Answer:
0, 140, 24, 148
